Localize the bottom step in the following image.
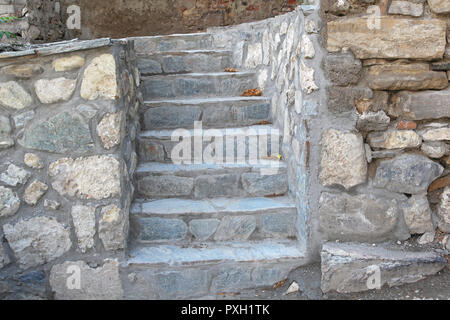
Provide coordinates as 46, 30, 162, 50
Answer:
122, 241, 307, 299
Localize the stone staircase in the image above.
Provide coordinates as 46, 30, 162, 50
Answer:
122, 33, 307, 299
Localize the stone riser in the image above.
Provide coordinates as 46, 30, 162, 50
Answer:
138, 128, 281, 162
140, 99, 271, 130
141, 72, 256, 100
131, 209, 297, 243
132, 33, 213, 54
138, 50, 233, 75
136, 169, 289, 199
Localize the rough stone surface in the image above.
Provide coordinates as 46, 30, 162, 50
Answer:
299, 61, 318, 94
388, 1, 424, 16
373, 154, 444, 194
0, 243, 10, 269
0, 81, 32, 110
327, 17, 446, 60
97, 112, 121, 149
402, 193, 434, 234
437, 187, 450, 233
246, 43, 262, 68
320, 129, 367, 189
13, 110, 35, 130
389, 89, 450, 120
301, 35, 315, 59
323, 52, 362, 86
428, 0, 450, 14
214, 215, 256, 241
53, 55, 86, 72
49, 156, 121, 200
420, 127, 450, 142
321, 242, 446, 293
0, 186, 20, 218
24, 153, 43, 169
50, 259, 123, 300
138, 217, 187, 242
34, 78, 77, 104
261, 213, 296, 239
367, 130, 422, 149
99, 204, 126, 250
139, 175, 194, 197
319, 192, 403, 241
81, 54, 118, 100
241, 173, 288, 196
20, 112, 94, 154
356, 111, 390, 132
44, 199, 61, 211
71, 205, 96, 253
0, 114, 13, 150
189, 219, 219, 241
327, 86, 372, 113
3, 216, 71, 269
2, 64, 43, 79
421, 141, 448, 159
24, 181, 48, 206
0, 164, 30, 187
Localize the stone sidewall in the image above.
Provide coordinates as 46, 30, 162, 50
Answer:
0, 39, 140, 299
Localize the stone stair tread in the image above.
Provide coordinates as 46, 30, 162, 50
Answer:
129, 32, 210, 40
132, 196, 296, 216
144, 96, 270, 105
126, 240, 306, 267
140, 124, 278, 139
143, 71, 255, 78
140, 49, 232, 56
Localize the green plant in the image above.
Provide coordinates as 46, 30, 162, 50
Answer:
0, 15, 19, 39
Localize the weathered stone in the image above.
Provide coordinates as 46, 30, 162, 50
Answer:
24, 180, 48, 206
0, 164, 30, 186
327, 86, 372, 113
323, 0, 350, 15
76, 104, 98, 119
189, 219, 219, 241
3, 216, 71, 269
428, 175, 450, 192
246, 43, 262, 68
0, 114, 13, 150
323, 52, 362, 86
138, 217, 187, 242
44, 199, 61, 211
13, 110, 35, 131
52, 55, 85, 72
81, 54, 118, 101
214, 215, 256, 241
402, 193, 434, 234
99, 204, 126, 250
305, 19, 319, 33
50, 259, 123, 300
421, 141, 448, 159
299, 61, 318, 94
34, 78, 77, 104
327, 17, 446, 60
0, 243, 10, 269
0, 186, 20, 218
319, 192, 402, 241
373, 154, 444, 194
431, 61, 450, 71
139, 175, 194, 197
261, 213, 297, 239
420, 127, 450, 142
321, 242, 446, 293
97, 112, 121, 149
194, 174, 240, 198
397, 121, 417, 130
320, 129, 367, 189
71, 205, 96, 253
367, 130, 422, 149
389, 89, 450, 120
2, 64, 43, 79
366, 64, 448, 91
428, 0, 450, 13
356, 111, 390, 132
24, 153, 43, 169
418, 231, 435, 245
241, 173, 288, 196
437, 187, 450, 233
49, 156, 121, 200
0, 81, 32, 110
388, 1, 424, 16
20, 112, 94, 154
143, 106, 201, 129
138, 59, 162, 75
301, 35, 315, 59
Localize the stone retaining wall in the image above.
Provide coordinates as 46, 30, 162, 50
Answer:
0, 39, 140, 299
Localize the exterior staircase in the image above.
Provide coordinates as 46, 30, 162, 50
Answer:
122, 33, 306, 299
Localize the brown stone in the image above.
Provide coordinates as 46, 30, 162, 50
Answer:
428, 176, 450, 193
397, 121, 417, 130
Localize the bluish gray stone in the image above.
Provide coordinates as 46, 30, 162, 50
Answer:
194, 174, 240, 198
138, 59, 162, 75
138, 218, 187, 242
12, 110, 35, 130
235, 103, 271, 122
373, 154, 444, 194
143, 106, 201, 129
177, 78, 215, 97
241, 173, 288, 196
214, 215, 256, 241
19, 112, 94, 154
154, 270, 209, 299
143, 79, 175, 99
138, 139, 166, 161
189, 219, 220, 241
212, 267, 252, 291
162, 56, 187, 74
0, 114, 13, 150
138, 175, 194, 197
261, 213, 297, 239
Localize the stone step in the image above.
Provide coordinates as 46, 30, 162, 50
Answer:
138, 50, 233, 75
122, 241, 307, 299
130, 196, 297, 243
141, 96, 272, 130
141, 72, 256, 100
136, 160, 288, 199
138, 124, 281, 162
131, 33, 213, 55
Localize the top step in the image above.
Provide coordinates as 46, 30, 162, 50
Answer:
130, 33, 213, 55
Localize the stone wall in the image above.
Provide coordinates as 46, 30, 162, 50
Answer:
0, 39, 140, 299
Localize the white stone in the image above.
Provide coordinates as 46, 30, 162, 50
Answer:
0, 164, 30, 186
285, 281, 299, 295
301, 35, 315, 59
437, 187, 450, 233
245, 43, 263, 69
0, 81, 32, 110
299, 61, 318, 94
388, 1, 424, 17
71, 205, 96, 253
53, 55, 85, 72
24, 180, 48, 206
417, 231, 435, 245
34, 78, 77, 104
97, 112, 121, 149
420, 127, 450, 141
81, 54, 118, 101
24, 153, 43, 169
99, 204, 126, 251
0, 186, 20, 218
